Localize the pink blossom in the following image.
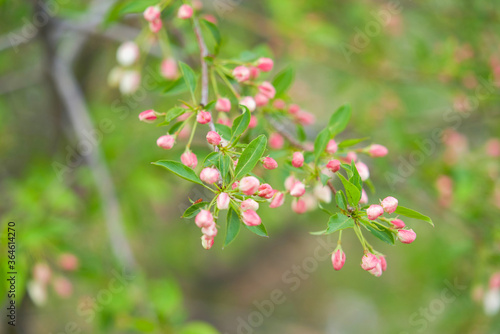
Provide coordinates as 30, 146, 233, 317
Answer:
149, 18, 162, 33
200, 167, 220, 184
138, 109, 157, 122
361, 253, 379, 271
262, 157, 278, 170
233, 66, 251, 82
258, 81, 276, 99
366, 204, 384, 220
206, 131, 222, 146
195, 209, 214, 228
197, 111, 212, 124
270, 192, 285, 208
269, 132, 284, 149
325, 140, 338, 154
242, 210, 262, 226
143, 5, 161, 22
291, 198, 307, 214
381, 196, 398, 214
160, 58, 178, 80
181, 152, 198, 169
201, 235, 214, 249
326, 159, 341, 173
216, 97, 231, 112
332, 249, 346, 270
239, 176, 260, 195
217, 193, 230, 210
397, 229, 417, 244
241, 199, 259, 211
390, 218, 405, 229
157, 135, 175, 149
368, 144, 388, 157
177, 4, 193, 19
256, 57, 274, 72
290, 181, 306, 197
239, 96, 256, 112
257, 184, 274, 199
292, 152, 304, 168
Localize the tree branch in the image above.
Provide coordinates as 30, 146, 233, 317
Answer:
265, 115, 310, 151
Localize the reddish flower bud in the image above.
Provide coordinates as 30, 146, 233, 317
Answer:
197, 111, 212, 124
332, 249, 346, 271
242, 210, 262, 226
255, 93, 269, 107
355, 161, 370, 181
217, 193, 230, 210
360, 189, 368, 204
257, 184, 274, 199
397, 229, 417, 244
215, 97, 231, 112
273, 99, 286, 109
258, 81, 276, 99
248, 115, 258, 128
181, 151, 198, 169
200, 167, 220, 184
58, 253, 79, 272
379, 255, 387, 272
367, 204, 384, 220
390, 218, 405, 229
233, 66, 251, 82
326, 159, 341, 173
139, 109, 157, 122
206, 131, 222, 146
368, 144, 388, 157
239, 176, 260, 195
270, 192, 285, 208
361, 253, 379, 271
291, 198, 307, 214
248, 66, 260, 79
346, 151, 358, 163
381, 196, 398, 214
157, 135, 175, 149
149, 18, 162, 33
369, 261, 383, 277
143, 5, 161, 22
284, 175, 298, 191
53, 277, 73, 298
160, 58, 178, 80
239, 96, 256, 112
269, 132, 284, 149
232, 181, 239, 189
486, 139, 500, 158
33, 263, 52, 285
290, 181, 306, 197
262, 157, 278, 170
201, 235, 214, 250
217, 113, 232, 127
116, 41, 139, 67
288, 104, 300, 114
241, 199, 259, 211
195, 209, 214, 228
256, 57, 274, 72
177, 4, 193, 19
314, 184, 332, 203
295, 111, 316, 126
490, 272, 500, 289
202, 224, 218, 238
326, 139, 338, 154
292, 152, 304, 168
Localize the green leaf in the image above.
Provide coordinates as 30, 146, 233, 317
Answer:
310, 213, 354, 235
272, 67, 294, 96
245, 223, 268, 237
224, 208, 241, 247
365, 224, 395, 245
314, 128, 331, 163
297, 125, 307, 142
179, 62, 198, 98
203, 152, 220, 167
119, 0, 159, 15
163, 77, 188, 95
395, 206, 434, 226
337, 173, 361, 206
219, 154, 232, 182
234, 135, 267, 179
335, 190, 348, 211
182, 202, 209, 218
201, 19, 221, 54
152, 160, 203, 185
328, 104, 351, 136
349, 160, 363, 191
168, 121, 184, 134
180, 322, 220, 334
338, 137, 370, 149
319, 173, 330, 186
214, 124, 232, 140
157, 107, 186, 126
231, 108, 250, 143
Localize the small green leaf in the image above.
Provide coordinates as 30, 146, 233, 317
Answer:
297, 125, 307, 142
231, 108, 250, 143
319, 173, 330, 186
160, 107, 185, 126
337, 173, 361, 206
335, 190, 348, 211
182, 202, 208, 218
203, 152, 220, 167
314, 128, 331, 163
224, 208, 241, 247
234, 135, 267, 179
395, 206, 434, 226
349, 160, 363, 191
272, 67, 294, 96
179, 62, 198, 98
365, 224, 395, 245
310, 213, 354, 235
152, 160, 203, 185
201, 19, 221, 54
245, 223, 268, 237
163, 77, 188, 95
214, 124, 232, 140
338, 137, 370, 149
219, 154, 232, 182
119, 0, 159, 15
328, 104, 351, 136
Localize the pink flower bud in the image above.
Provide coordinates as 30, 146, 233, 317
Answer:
258, 81, 276, 99
290, 181, 306, 197
361, 253, 379, 271
192, 0, 203, 10
206, 131, 222, 145
201, 235, 214, 250
346, 151, 358, 163
326, 159, 341, 173
217, 113, 232, 127
366, 204, 384, 220
270, 192, 285, 208
486, 139, 500, 158
242, 210, 261, 226
195, 209, 214, 228
262, 157, 278, 170
249, 66, 260, 79
58, 253, 79, 272
177, 4, 193, 19
368, 144, 388, 157
149, 18, 163, 33
295, 111, 316, 126
248, 115, 258, 128
355, 161, 370, 181
360, 189, 368, 204
397, 229, 417, 244
326, 140, 338, 154
33, 263, 52, 285
314, 184, 332, 203
157, 135, 175, 149
390, 218, 405, 229
138, 109, 157, 122
119, 70, 141, 94
233, 66, 251, 82
241, 199, 259, 211
369, 261, 383, 277
291, 198, 307, 214
257, 184, 274, 199
217, 192, 230, 210
202, 224, 218, 238
381, 196, 398, 214
254, 93, 269, 107
332, 249, 346, 270
490, 272, 500, 289
200, 167, 220, 184
232, 181, 239, 189
143, 5, 161, 22
197, 110, 212, 124
239, 96, 256, 112
273, 99, 286, 109
215, 97, 231, 112
288, 104, 300, 114
256, 57, 274, 72
53, 277, 73, 298
116, 41, 139, 67
379, 255, 387, 272
239, 176, 260, 195
160, 58, 178, 80
181, 151, 198, 168
292, 152, 304, 168
269, 132, 284, 149
284, 175, 298, 191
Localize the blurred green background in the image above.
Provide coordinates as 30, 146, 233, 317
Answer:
1, 0, 500, 333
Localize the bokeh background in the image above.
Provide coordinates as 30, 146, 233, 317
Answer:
1, 0, 500, 333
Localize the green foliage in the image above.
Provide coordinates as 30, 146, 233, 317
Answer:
234, 135, 267, 179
